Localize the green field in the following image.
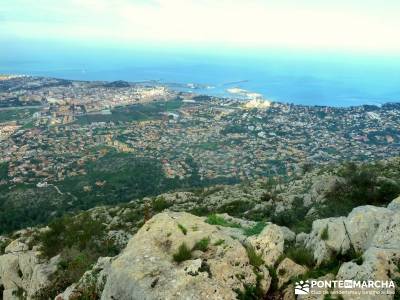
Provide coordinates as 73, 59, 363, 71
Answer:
197, 142, 220, 151
75, 100, 183, 124
0, 108, 40, 123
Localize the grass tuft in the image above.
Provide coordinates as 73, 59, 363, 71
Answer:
243, 222, 266, 236
173, 243, 192, 263
285, 246, 315, 268
205, 214, 241, 228
192, 237, 210, 252
177, 223, 187, 235
321, 225, 329, 240
246, 245, 264, 268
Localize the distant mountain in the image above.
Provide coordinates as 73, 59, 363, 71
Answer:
103, 80, 131, 88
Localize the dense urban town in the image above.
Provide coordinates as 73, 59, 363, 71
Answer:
0, 75, 399, 186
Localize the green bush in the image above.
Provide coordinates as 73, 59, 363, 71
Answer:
285, 246, 314, 268
32, 212, 120, 299
270, 197, 313, 233
321, 162, 400, 218
192, 237, 210, 252
152, 197, 172, 213
245, 208, 272, 222
243, 222, 266, 236
173, 243, 192, 263
37, 212, 116, 258
205, 214, 241, 228
75, 273, 101, 300
217, 200, 255, 217
189, 206, 210, 216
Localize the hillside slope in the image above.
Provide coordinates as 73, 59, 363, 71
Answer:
0, 159, 399, 299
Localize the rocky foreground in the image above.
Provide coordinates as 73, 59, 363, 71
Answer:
0, 195, 399, 299
1, 159, 400, 299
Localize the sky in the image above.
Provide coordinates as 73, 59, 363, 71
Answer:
1, 0, 400, 54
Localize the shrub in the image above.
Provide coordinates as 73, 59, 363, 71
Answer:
260, 191, 281, 202
205, 214, 241, 228
58, 248, 94, 285
321, 162, 400, 218
189, 206, 210, 216
37, 212, 112, 258
173, 243, 192, 263
120, 209, 142, 223
285, 246, 314, 268
152, 197, 172, 213
177, 223, 187, 235
75, 273, 101, 300
192, 237, 210, 252
32, 212, 120, 299
217, 200, 255, 217
243, 222, 266, 236
270, 197, 313, 233
245, 208, 272, 222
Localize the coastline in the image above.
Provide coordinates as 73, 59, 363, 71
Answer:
1, 74, 399, 109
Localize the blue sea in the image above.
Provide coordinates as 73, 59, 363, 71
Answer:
1, 42, 400, 107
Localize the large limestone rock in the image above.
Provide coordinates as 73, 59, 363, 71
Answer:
336, 247, 398, 300
247, 224, 295, 267
303, 217, 351, 266
276, 258, 308, 288
101, 212, 259, 300
0, 240, 59, 300
336, 207, 400, 294
313, 200, 400, 300
302, 203, 399, 266
371, 210, 400, 250
344, 205, 394, 252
